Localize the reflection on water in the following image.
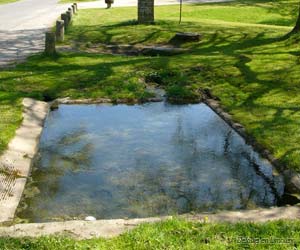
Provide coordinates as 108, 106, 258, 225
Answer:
17, 103, 284, 222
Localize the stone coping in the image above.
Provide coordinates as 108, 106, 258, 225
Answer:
0, 97, 299, 239
0, 98, 49, 222
52, 96, 164, 107
0, 206, 300, 239
203, 97, 300, 195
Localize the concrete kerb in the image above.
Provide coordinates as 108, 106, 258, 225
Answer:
202, 95, 300, 195
0, 206, 300, 239
0, 98, 49, 223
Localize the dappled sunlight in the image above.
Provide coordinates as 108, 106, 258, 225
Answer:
1, 0, 300, 175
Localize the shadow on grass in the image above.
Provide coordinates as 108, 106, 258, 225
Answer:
187, 0, 297, 27
0, 52, 172, 102
2, 11, 300, 168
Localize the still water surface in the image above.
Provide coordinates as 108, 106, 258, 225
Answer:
17, 103, 284, 222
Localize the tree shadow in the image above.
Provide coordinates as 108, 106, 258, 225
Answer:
0, 28, 47, 67
0, 51, 173, 103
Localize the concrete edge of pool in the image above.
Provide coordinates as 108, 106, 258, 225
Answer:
1, 206, 300, 239
0, 98, 49, 222
0, 96, 300, 226
203, 98, 300, 195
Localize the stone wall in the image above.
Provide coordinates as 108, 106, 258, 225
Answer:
138, 0, 154, 24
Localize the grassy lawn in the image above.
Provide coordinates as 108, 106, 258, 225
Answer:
1, 218, 300, 249
59, 0, 97, 3
0, 0, 19, 4
1, 1, 300, 247
0, 93, 22, 153
1, 0, 300, 171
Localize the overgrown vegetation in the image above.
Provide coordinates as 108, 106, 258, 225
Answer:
1, 218, 300, 249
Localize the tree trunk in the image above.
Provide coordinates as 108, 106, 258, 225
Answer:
105, 0, 113, 8
138, 0, 154, 24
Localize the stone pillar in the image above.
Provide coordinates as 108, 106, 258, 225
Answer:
67, 8, 73, 20
56, 20, 65, 42
73, 3, 78, 11
61, 13, 69, 30
66, 10, 72, 26
45, 32, 56, 55
138, 0, 154, 24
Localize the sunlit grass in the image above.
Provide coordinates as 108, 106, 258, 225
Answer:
59, 0, 97, 3
1, 0, 300, 171
1, 0, 300, 247
1, 218, 300, 249
0, 0, 19, 4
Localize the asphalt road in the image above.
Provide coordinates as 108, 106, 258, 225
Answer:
0, 0, 67, 66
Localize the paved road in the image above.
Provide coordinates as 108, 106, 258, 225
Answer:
0, 0, 227, 66
0, 0, 66, 66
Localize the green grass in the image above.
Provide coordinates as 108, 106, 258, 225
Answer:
0, 93, 22, 154
0, 0, 19, 4
1, 1, 300, 246
57, 0, 300, 170
1, 0, 300, 170
1, 218, 300, 249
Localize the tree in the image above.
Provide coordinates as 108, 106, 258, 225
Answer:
138, 0, 154, 24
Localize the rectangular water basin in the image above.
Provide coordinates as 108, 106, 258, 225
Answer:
16, 102, 284, 222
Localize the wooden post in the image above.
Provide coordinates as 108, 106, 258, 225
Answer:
45, 32, 56, 55
61, 13, 69, 30
56, 20, 65, 42
179, 0, 182, 24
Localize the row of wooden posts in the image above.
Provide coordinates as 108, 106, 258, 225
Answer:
45, 3, 78, 55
